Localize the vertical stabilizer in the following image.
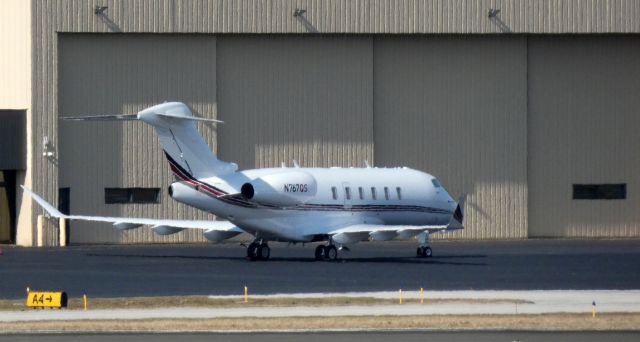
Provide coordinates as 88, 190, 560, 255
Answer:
137, 102, 236, 178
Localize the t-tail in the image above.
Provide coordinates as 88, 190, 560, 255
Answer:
62, 102, 237, 179
137, 102, 236, 179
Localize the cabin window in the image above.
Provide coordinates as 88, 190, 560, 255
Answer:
345, 187, 352, 200
331, 186, 338, 200
358, 187, 364, 200
384, 187, 390, 200
396, 187, 402, 200
105, 188, 160, 204
371, 187, 377, 200
573, 184, 626, 200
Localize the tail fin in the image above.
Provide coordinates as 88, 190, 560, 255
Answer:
137, 102, 237, 178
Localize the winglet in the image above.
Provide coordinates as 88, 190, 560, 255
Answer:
21, 186, 66, 218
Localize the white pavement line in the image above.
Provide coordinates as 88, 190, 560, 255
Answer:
1, 290, 639, 322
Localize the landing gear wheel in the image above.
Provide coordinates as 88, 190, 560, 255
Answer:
257, 244, 271, 260
423, 246, 433, 258
247, 242, 259, 260
314, 245, 326, 260
325, 245, 338, 261
417, 246, 433, 258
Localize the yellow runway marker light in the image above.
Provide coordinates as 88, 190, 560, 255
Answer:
592, 301, 596, 318
244, 286, 249, 303
420, 287, 424, 304
399, 289, 403, 304
84, 293, 88, 311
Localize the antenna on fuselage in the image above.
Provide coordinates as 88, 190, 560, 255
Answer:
292, 160, 300, 168
364, 160, 371, 168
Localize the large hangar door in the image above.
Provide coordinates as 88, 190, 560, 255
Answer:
528, 36, 640, 238
59, 34, 217, 244
216, 36, 374, 169
374, 36, 528, 239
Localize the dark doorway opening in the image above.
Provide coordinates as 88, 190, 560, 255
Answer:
58, 188, 70, 245
0, 170, 17, 243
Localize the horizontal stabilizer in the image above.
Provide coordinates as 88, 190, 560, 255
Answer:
60, 114, 139, 121
60, 113, 223, 123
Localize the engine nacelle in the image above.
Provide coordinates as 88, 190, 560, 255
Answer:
241, 171, 317, 207
168, 181, 212, 212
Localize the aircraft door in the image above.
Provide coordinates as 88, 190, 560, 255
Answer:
342, 182, 353, 209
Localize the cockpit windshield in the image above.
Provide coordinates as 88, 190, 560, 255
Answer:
431, 178, 442, 188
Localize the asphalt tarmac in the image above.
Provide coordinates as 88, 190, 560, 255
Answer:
0, 240, 639, 299
1, 331, 639, 342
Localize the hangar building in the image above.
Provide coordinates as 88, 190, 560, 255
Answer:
1, 0, 639, 246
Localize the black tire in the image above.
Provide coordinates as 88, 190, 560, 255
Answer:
247, 242, 259, 260
259, 244, 271, 260
424, 247, 433, 258
325, 245, 338, 261
314, 245, 326, 260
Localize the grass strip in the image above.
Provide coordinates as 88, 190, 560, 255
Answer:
0, 296, 530, 311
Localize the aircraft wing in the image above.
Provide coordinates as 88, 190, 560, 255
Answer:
328, 223, 456, 245
22, 186, 244, 241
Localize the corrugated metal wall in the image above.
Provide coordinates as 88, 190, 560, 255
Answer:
43, 0, 640, 34
23, 0, 640, 244
59, 34, 217, 243
374, 35, 528, 239
216, 35, 374, 169
528, 36, 640, 238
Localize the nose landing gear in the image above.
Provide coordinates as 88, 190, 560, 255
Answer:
416, 231, 433, 258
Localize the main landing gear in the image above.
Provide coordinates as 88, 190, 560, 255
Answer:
247, 241, 270, 261
416, 246, 433, 258
416, 231, 433, 258
314, 244, 338, 261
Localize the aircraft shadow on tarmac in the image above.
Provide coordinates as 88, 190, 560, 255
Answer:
85, 253, 488, 266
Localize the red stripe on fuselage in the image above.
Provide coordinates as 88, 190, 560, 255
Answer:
168, 163, 225, 197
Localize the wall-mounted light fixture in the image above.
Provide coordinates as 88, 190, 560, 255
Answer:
42, 136, 54, 158
293, 8, 306, 17
94, 5, 108, 15
488, 8, 501, 18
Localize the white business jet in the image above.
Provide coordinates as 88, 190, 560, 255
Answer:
24, 102, 464, 261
